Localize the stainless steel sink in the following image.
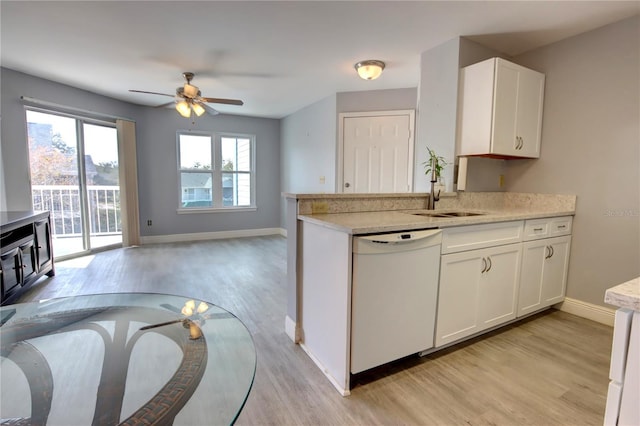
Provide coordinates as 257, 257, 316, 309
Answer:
410, 211, 485, 218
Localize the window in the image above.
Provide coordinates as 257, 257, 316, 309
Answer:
178, 131, 255, 210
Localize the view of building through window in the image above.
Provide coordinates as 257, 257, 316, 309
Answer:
26, 110, 122, 257
178, 132, 254, 209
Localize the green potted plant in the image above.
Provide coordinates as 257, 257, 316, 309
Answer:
423, 147, 447, 192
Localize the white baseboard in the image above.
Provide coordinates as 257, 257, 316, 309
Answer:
284, 315, 299, 343
140, 227, 283, 245
280, 227, 287, 237
556, 297, 616, 326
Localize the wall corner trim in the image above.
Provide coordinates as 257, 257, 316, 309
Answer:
285, 315, 299, 343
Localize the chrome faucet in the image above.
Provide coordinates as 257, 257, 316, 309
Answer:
427, 158, 440, 210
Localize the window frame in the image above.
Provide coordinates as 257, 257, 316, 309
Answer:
176, 130, 256, 213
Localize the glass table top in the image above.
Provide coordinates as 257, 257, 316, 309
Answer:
0, 293, 256, 425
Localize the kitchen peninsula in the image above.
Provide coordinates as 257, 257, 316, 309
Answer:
284, 192, 576, 395
604, 277, 640, 425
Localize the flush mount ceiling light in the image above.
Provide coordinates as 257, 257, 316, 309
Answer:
354, 60, 385, 80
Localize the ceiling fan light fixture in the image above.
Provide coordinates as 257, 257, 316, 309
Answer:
355, 60, 385, 80
176, 100, 191, 118
192, 102, 206, 117
183, 83, 199, 99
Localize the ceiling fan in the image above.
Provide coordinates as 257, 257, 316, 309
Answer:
129, 72, 243, 118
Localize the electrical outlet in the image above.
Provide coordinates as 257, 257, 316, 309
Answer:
319, 176, 325, 184
499, 174, 505, 187
147, 220, 152, 226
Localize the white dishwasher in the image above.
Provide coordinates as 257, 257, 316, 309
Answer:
351, 228, 442, 374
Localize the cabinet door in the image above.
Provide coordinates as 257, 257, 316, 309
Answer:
478, 243, 522, 330
515, 67, 545, 158
518, 236, 571, 316
35, 218, 53, 272
1, 247, 22, 300
19, 240, 37, 284
540, 236, 571, 305
518, 239, 547, 316
435, 250, 484, 347
492, 60, 520, 156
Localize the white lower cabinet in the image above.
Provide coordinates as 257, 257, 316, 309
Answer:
435, 216, 574, 349
436, 241, 522, 348
518, 235, 571, 316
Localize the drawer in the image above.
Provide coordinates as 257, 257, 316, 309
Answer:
550, 216, 572, 237
524, 216, 572, 241
441, 221, 523, 254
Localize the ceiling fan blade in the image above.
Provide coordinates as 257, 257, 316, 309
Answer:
154, 101, 174, 109
200, 102, 219, 116
129, 89, 174, 98
200, 97, 244, 106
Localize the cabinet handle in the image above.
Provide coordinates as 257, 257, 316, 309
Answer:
486, 256, 492, 272
557, 225, 566, 229
533, 227, 544, 232
481, 258, 487, 273
545, 245, 555, 259
545, 246, 551, 259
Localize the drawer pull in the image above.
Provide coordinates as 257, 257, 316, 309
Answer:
557, 225, 566, 229
533, 227, 544, 231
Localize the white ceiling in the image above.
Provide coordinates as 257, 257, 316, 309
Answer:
2, 1, 638, 118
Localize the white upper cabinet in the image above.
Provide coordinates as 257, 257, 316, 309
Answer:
458, 57, 545, 158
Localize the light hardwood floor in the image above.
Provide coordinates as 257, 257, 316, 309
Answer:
17, 236, 613, 425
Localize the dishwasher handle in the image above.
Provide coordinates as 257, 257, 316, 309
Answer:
354, 229, 442, 254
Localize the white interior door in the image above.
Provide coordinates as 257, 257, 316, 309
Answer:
341, 111, 414, 193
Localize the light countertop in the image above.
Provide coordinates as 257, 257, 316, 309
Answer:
298, 207, 575, 235
605, 277, 640, 311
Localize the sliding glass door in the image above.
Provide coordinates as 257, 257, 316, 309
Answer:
26, 110, 122, 258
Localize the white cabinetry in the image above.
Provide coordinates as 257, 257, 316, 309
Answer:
436, 221, 524, 347
518, 217, 572, 316
459, 57, 545, 158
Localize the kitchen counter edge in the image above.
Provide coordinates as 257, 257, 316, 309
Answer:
605, 277, 640, 311
298, 209, 576, 235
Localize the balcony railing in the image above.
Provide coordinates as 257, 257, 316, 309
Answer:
32, 185, 122, 237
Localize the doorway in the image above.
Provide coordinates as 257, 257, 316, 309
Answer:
338, 110, 415, 193
26, 109, 122, 258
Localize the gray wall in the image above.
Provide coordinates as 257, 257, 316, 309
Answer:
0, 141, 6, 211
279, 88, 417, 227
336, 88, 416, 114
416, 38, 460, 193
416, 37, 504, 193
1, 68, 281, 237
137, 108, 281, 237
506, 16, 640, 307
280, 94, 337, 227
